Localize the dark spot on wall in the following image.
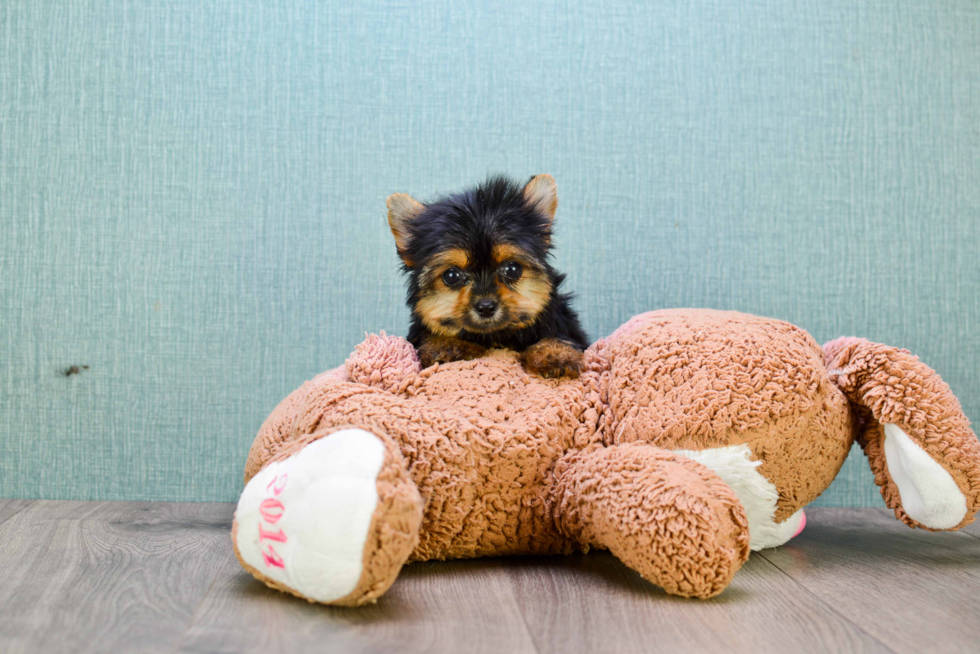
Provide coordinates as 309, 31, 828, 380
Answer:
62, 365, 90, 377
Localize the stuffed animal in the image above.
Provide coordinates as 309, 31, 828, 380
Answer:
232, 309, 980, 605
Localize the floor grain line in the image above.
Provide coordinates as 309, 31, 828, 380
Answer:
177, 553, 541, 654
506, 566, 546, 654
759, 508, 980, 654
876, 506, 980, 542
754, 550, 897, 654
506, 550, 889, 654
0, 499, 33, 526
0, 500, 235, 654
951, 515, 980, 541
172, 550, 236, 654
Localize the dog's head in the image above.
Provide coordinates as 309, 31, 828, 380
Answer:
387, 175, 559, 336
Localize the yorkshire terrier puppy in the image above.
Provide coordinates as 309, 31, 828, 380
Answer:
387, 175, 589, 378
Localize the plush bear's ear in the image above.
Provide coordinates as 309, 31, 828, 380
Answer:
386, 193, 425, 266
523, 174, 558, 225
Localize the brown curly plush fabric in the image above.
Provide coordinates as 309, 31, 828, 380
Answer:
234, 309, 980, 605
596, 311, 855, 521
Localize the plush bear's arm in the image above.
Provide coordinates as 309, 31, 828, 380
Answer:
244, 365, 349, 483
346, 333, 422, 393
551, 443, 750, 599
245, 334, 422, 483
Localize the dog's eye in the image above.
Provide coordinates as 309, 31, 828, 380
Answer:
442, 267, 464, 287
500, 261, 523, 282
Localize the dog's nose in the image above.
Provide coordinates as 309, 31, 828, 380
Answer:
474, 299, 498, 318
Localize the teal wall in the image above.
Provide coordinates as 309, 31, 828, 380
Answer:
2, 0, 978, 504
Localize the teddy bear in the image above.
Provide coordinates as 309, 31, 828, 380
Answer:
231, 309, 980, 605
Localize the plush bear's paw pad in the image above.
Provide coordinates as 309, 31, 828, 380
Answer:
233, 429, 386, 603
522, 339, 584, 379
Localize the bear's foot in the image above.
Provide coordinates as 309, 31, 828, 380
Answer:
233, 427, 423, 606
675, 444, 806, 550
554, 444, 751, 599
881, 423, 967, 529
825, 337, 980, 530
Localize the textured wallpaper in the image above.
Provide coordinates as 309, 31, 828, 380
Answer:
1, 0, 978, 504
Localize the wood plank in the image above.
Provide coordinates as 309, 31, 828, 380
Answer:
758, 508, 980, 654
178, 553, 539, 654
505, 551, 888, 654
959, 516, 980, 540
0, 500, 234, 654
3, 502, 978, 653
0, 498, 32, 526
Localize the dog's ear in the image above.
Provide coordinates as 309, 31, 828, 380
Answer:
523, 174, 558, 224
387, 193, 425, 265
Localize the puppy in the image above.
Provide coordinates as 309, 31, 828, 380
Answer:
387, 175, 589, 378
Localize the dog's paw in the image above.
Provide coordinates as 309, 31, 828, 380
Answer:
522, 339, 584, 379
417, 335, 487, 368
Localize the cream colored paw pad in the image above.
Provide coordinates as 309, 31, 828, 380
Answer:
234, 429, 386, 602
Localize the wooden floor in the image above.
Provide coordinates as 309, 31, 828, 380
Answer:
1, 503, 978, 654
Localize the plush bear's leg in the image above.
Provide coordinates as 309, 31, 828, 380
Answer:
552, 443, 750, 599
674, 444, 807, 550
232, 426, 423, 606
824, 337, 980, 530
